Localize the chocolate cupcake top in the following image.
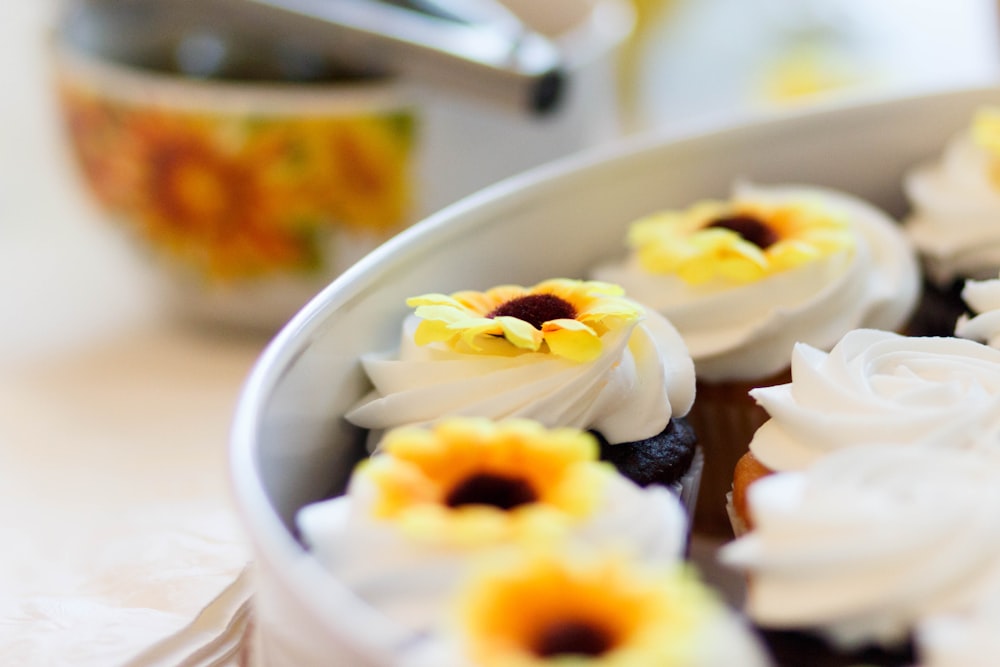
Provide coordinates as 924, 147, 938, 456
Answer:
905, 107, 1000, 286
592, 182, 919, 381
346, 279, 695, 446
297, 418, 689, 632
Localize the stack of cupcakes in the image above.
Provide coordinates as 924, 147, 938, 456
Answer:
294, 109, 1000, 663
294, 276, 772, 665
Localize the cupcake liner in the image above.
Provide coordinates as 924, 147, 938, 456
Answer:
671, 445, 704, 527
686, 368, 792, 538
905, 278, 966, 338
724, 491, 749, 539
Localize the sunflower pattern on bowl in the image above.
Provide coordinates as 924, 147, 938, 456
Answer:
56, 80, 416, 282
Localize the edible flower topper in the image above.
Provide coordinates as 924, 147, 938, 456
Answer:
972, 107, 1000, 186
356, 418, 615, 546
406, 279, 644, 362
627, 198, 855, 285
453, 548, 718, 667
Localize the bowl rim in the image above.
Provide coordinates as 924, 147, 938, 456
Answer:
48, 31, 410, 113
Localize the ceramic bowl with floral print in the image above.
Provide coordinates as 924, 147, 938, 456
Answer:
51, 11, 417, 331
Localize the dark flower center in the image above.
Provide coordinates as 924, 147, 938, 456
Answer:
708, 214, 779, 249
445, 473, 537, 510
534, 620, 615, 658
487, 294, 577, 330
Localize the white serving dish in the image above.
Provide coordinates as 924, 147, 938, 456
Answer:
230, 85, 1000, 666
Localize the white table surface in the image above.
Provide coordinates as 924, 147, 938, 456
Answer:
1, 3, 263, 664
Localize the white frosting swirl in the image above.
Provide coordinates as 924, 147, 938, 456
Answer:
720, 444, 1000, 649
593, 182, 919, 381
956, 275, 1000, 348
918, 596, 1000, 667
905, 129, 1000, 285
749, 329, 1000, 472
296, 474, 688, 633
346, 308, 695, 445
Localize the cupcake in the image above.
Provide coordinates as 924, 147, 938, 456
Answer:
593, 182, 920, 535
904, 107, 1000, 335
400, 547, 773, 667
345, 278, 701, 508
729, 328, 1000, 533
296, 418, 691, 632
721, 443, 1000, 663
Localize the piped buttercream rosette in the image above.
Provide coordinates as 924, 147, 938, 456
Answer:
720, 443, 1000, 650
748, 329, 1000, 473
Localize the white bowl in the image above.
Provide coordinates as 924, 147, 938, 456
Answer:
230, 85, 1000, 666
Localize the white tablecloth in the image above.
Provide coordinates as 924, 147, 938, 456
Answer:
1, 3, 259, 664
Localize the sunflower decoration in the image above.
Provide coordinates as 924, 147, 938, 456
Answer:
354, 418, 616, 546
450, 548, 720, 667
406, 279, 644, 363
971, 107, 1000, 188
627, 198, 855, 286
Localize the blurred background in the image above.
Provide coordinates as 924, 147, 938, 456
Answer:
1, 0, 1000, 664
4, 0, 999, 347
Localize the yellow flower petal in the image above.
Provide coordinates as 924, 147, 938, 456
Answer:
626, 197, 855, 286
406, 293, 465, 309
493, 316, 544, 351
972, 107, 1000, 156
413, 319, 457, 346
405, 279, 642, 361
542, 320, 603, 362
455, 549, 723, 667
355, 419, 610, 546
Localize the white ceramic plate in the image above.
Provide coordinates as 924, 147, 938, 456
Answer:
230, 84, 1000, 667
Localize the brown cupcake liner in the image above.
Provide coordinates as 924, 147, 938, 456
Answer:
686, 368, 792, 539
905, 278, 966, 338
671, 445, 704, 526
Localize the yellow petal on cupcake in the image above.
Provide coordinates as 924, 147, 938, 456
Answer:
970, 107, 1000, 188
627, 198, 855, 286
453, 549, 720, 667
355, 418, 615, 546
406, 279, 644, 362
